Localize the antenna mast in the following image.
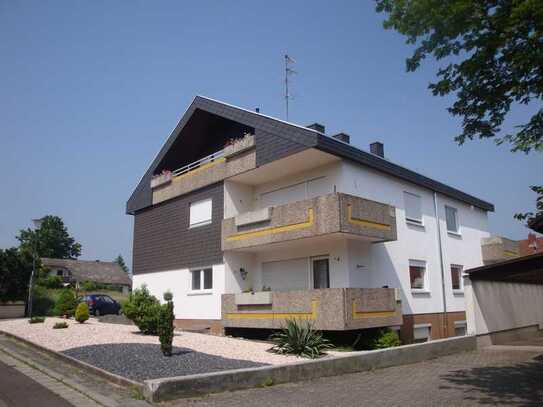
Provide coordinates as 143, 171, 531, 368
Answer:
284, 54, 296, 121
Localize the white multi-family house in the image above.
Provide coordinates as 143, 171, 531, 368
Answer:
127, 96, 493, 342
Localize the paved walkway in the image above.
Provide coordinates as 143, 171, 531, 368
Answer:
167, 345, 543, 407
0, 359, 73, 407
0, 335, 149, 407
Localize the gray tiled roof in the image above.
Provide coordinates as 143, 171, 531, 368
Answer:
126, 96, 494, 214
41, 258, 131, 286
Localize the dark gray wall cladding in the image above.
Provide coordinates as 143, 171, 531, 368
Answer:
132, 182, 224, 275
255, 128, 308, 167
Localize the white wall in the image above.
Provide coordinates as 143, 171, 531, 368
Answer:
465, 278, 543, 335
338, 161, 490, 315
132, 263, 225, 320
224, 181, 254, 218
245, 238, 351, 292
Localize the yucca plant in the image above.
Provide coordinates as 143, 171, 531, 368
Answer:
269, 319, 332, 359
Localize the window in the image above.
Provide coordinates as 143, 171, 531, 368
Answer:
450, 264, 463, 292
190, 268, 213, 291
404, 192, 423, 225
189, 198, 212, 228
413, 324, 431, 343
445, 205, 459, 233
409, 260, 427, 291
312, 257, 330, 289
454, 321, 467, 336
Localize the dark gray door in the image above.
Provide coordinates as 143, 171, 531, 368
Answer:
312, 258, 330, 289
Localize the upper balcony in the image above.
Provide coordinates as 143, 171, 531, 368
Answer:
150, 134, 256, 205
222, 192, 397, 251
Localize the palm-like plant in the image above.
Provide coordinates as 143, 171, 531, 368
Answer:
269, 319, 332, 359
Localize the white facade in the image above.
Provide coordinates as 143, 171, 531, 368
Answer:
135, 151, 490, 321
222, 157, 490, 317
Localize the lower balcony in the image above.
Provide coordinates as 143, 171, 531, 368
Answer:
222, 288, 402, 331
222, 193, 397, 251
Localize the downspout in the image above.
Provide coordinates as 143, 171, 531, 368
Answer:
433, 191, 448, 337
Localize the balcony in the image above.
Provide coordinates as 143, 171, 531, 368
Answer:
222, 288, 402, 331
151, 134, 256, 205
222, 193, 397, 251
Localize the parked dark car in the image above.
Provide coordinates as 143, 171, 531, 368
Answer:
81, 294, 121, 316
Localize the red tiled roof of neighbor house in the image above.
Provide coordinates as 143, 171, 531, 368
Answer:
518, 233, 543, 257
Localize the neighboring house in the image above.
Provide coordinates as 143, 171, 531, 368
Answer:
42, 258, 131, 294
127, 96, 493, 342
518, 233, 543, 257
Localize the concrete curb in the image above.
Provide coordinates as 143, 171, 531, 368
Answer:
0, 330, 143, 391
144, 335, 476, 402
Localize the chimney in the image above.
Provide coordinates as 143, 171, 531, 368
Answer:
332, 133, 350, 144
306, 123, 325, 133
370, 142, 384, 158
255, 107, 260, 113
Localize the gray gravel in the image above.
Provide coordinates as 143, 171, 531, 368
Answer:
62, 343, 268, 381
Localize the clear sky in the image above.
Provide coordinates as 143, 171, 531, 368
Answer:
1, 1, 541, 270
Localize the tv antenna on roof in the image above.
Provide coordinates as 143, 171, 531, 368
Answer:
284, 54, 297, 121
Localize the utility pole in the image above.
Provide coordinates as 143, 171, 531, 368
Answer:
284, 54, 296, 121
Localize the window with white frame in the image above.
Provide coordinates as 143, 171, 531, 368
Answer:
413, 324, 431, 343
454, 321, 467, 336
445, 205, 459, 233
189, 198, 212, 228
190, 268, 213, 291
409, 259, 427, 291
450, 264, 463, 292
404, 192, 423, 225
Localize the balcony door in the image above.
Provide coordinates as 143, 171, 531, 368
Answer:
312, 257, 330, 289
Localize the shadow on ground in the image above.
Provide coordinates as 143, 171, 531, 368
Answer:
62, 343, 267, 381
440, 354, 543, 405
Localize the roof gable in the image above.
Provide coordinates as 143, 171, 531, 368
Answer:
127, 96, 494, 214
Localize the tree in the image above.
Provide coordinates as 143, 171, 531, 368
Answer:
17, 215, 82, 259
375, 0, 543, 222
158, 291, 175, 356
114, 254, 129, 274
0, 248, 33, 302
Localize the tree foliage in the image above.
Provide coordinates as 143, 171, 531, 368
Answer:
114, 254, 129, 274
122, 286, 161, 335
17, 215, 82, 259
376, 0, 543, 221
75, 302, 90, 323
0, 248, 33, 302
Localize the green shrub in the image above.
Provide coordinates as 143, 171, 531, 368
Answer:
54, 289, 78, 317
53, 321, 69, 329
269, 319, 332, 358
38, 275, 64, 289
75, 302, 89, 323
31, 286, 56, 316
373, 329, 401, 349
80, 281, 97, 291
158, 292, 175, 356
29, 316, 45, 324
122, 286, 161, 335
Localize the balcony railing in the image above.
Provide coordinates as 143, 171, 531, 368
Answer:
222, 193, 397, 251
222, 288, 402, 331
150, 135, 256, 205
172, 149, 225, 178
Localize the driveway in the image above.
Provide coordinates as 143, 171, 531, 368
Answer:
167, 345, 543, 406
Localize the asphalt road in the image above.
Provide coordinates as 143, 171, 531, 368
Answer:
0, 360, 73, 407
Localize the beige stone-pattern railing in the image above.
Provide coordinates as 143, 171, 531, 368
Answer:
222, 288, 402, 331
222, 193, 397, 251
151, 138, 256, 205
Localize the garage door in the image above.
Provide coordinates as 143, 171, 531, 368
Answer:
262, 258, 309, 291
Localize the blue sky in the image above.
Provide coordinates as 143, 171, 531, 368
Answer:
1, 1, 541, 270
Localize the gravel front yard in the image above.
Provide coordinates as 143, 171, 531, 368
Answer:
0, 317, 302, 380
62, 343, 266, 381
